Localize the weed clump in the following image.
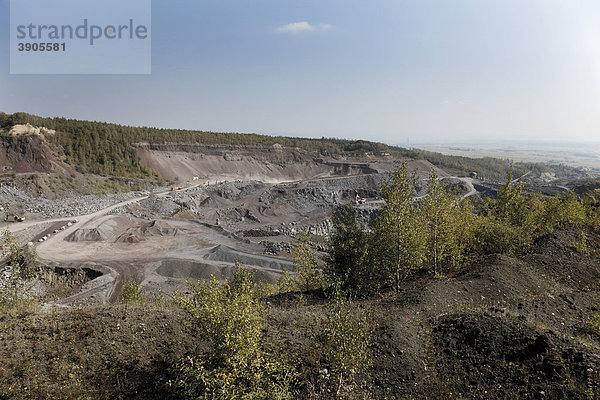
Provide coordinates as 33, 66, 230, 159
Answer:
119, 280, 146, 305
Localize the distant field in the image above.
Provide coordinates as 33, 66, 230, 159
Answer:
416, 142, 600, 171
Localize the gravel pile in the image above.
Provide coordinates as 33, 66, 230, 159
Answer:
107, 206, 133, 216
131, 182, 264, 218
137, 194, 180, 216
169, 181, 264, 215
263, 174, 385, 211
260, 241, 293, 255
213, 180, 263, 200
0, 184, 32, 204
25, 192, 142, 218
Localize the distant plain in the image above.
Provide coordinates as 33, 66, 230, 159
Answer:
415, 141, 600, 171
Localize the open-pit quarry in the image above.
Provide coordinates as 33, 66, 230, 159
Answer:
3, 139, 473, 306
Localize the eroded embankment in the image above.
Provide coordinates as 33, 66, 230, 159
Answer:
135, 143, 414, 182
0, 134, 74, 174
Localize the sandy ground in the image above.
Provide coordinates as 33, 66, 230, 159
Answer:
11, 183, 293, 305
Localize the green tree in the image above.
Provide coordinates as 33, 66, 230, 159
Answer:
495, 163, 529, 226
371, 163, 426, 293
485, 163, 539, 249
421, 170, 455, 275
583, 189, 600, 232
446, 198, 476, 270
325, 206, 377, 296
280, 231, 326, 292
419, 170, 478, 275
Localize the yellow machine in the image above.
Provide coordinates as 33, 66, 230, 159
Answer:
6, 215, 25, 222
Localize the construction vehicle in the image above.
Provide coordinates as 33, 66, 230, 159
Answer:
5, 214, 25, 222
170, 186, 184, 191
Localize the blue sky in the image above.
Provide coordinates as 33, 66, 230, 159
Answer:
1, 0, 599, 144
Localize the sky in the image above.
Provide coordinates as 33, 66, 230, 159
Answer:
1, 0, 600, 145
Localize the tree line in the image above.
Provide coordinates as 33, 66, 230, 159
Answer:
324, 163, 600, 297
0, 112, 584, 181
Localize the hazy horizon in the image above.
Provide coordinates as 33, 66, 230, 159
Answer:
2, 0, 600, 144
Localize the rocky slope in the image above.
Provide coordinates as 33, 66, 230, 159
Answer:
0, 134, 73, 175
135, 142, 445, 183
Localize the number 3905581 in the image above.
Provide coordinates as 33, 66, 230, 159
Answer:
18, 42, 66, 52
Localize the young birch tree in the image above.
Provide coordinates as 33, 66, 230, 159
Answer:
371, 163, 425, 293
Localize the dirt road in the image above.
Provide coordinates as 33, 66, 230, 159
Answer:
15, 182, 298, 304
458, 177, 478, 199
6, 185, 202, 303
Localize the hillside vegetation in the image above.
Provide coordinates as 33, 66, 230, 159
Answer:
326, 164, 600, 295
0, 112, 584, 181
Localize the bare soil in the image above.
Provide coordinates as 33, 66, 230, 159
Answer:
0, 135, 73, 175
363, 230, 600, 399
36, 264, 103, 302
1, 230, 599, 399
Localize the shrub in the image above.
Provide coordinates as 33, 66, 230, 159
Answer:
0, 232, 37, 307
312, 291, 372, 399
469, 216, 521, 256
542, 192, 587, 232
280, 231, 326, 293
173, 265, 297, 399
585, 313, 600, 337
119, 280, 146, 305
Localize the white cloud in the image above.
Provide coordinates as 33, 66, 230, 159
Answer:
441, 100, 465, 106
276, 22, 333, 34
